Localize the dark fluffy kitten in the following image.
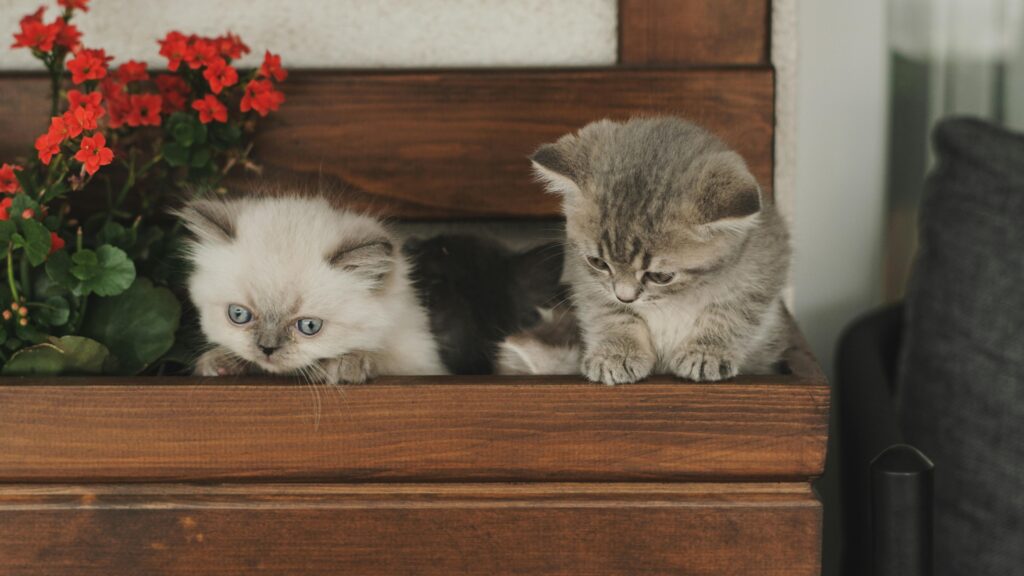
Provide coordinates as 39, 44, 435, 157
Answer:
404, 234, 564, 374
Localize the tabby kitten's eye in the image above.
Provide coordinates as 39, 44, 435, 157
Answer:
586, 256, 610, 272
296, 318, 323, 336
227, 304, 253, 325
644, 271, 675, 285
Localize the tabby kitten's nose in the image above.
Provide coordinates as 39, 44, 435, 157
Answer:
613, 283, 640, 304
259, 345, 278, 357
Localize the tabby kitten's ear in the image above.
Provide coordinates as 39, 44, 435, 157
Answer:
530, 136, 582, 196
329, 238, 394, 287
174, 200, 238, 243
693, 151, 763, 230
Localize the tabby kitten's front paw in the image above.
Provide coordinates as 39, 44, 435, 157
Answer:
671, 349, 738, 382
322, 352, 377, 384
582, 340, 655, 385
194, 348, 250, 377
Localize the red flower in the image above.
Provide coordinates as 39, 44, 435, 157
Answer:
186, 37, 219, 69
0, 198, 12, 221
49, 232, 66, 255
52, 19, 81, 50
74, 132, 114, 175
35, 117, 69, 165
11, 10, 58, 52
67, 89, 104, 119
240, 80, 285, 117
114, 60, 149, 83
0, 164, 21, 194
215, 33, 250, 60
67, 48, 110, 84
62, 105, 99, 137
158, 31, 189, 72
155, 74, 188, 113
58, 0, 90, 12
202, 58, 238, 94
100, 78, 131, 128
258, 51, 287, 82
125, 93, 162, 127
192, 95, 228, 124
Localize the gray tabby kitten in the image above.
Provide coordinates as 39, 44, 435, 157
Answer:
530, 117, 791, 384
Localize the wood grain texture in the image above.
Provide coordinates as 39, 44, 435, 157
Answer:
0, 483, 822, 575
0, 341, 827, 483
0, 69, 774, 219
619, 0, 771, 65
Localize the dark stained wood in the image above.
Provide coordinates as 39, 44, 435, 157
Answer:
619, 0, 771, 66
0, 341, 827, 483
0, 483, 822, 575
0, 69, 775, 219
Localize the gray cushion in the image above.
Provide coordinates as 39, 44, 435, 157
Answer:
899, 117, 1024, 575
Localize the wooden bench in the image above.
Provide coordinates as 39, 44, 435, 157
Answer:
0, 2, 829, 574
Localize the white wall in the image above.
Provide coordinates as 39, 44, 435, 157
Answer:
792, 0, 888, 372
0, 0, 617, 69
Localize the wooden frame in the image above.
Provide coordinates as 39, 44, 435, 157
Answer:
0, 2, 828, 574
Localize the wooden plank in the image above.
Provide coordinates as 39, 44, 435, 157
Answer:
0, 483, 822, 575
0, 69, 774, 219
619, 0, 771, 66
0, 342, 828, 483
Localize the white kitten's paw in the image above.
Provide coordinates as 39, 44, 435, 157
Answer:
671, 349, 738, 382
194, 348, 249, 377
581, 340, 655, 385
322, 352, 377, 384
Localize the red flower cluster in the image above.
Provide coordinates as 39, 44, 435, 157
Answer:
58, 0, 89, 11
11, 7, 81, 53
74, 132, 113, 175
158, 32, 249, 73
67, 48, 110, 84
0, 164, 21, 194
192, 94, 228, 124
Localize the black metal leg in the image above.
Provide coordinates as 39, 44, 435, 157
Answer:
871, 444, 934, 576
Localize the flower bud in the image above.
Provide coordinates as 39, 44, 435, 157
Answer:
18, 317, 28, 327
2, 310, 11, 321
20, 208, 34, 219
17, 306, 28, 317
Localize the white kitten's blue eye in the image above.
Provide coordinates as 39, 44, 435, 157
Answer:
296, 318, 322, 336
227, 304, 253, 325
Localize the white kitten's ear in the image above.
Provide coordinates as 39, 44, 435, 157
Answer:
530, 139, 582, 196
174, 200, 237, 243
693, 151, 762, 232
329, 238, 394, 286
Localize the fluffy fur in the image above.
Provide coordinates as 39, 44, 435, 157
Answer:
404, 234, 563, 374
495, 299, 581, 375
177, 190, 445, 383
531, 117, 792, 384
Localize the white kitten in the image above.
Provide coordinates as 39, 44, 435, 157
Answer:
177, 191, 445, 383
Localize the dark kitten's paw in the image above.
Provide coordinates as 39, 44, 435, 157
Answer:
582, 340, 655, 385
323, 352, 376, 384
671, 349, 738, 382
194, 347, 250, 377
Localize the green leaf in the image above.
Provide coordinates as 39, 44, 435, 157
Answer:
0, 220, 15, 244
211, 123, 241, 145
2, 336, 110, 376
18, 218, 51, 266
46, 249, 74, 288
15, 322, 47, 345
171, 120, 195, 147
81, 277, 181, 374
163, 142, 189, 167
78, 245, 135, 297
10, 193, 39, 217
70, 249, 99, 280
190, 145, 212, 168
96, 221, 129, 249
40, 180, 69, 204
34, 295, 70, 327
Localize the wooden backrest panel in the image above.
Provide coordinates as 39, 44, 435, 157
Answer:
0, 69, 773, 219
